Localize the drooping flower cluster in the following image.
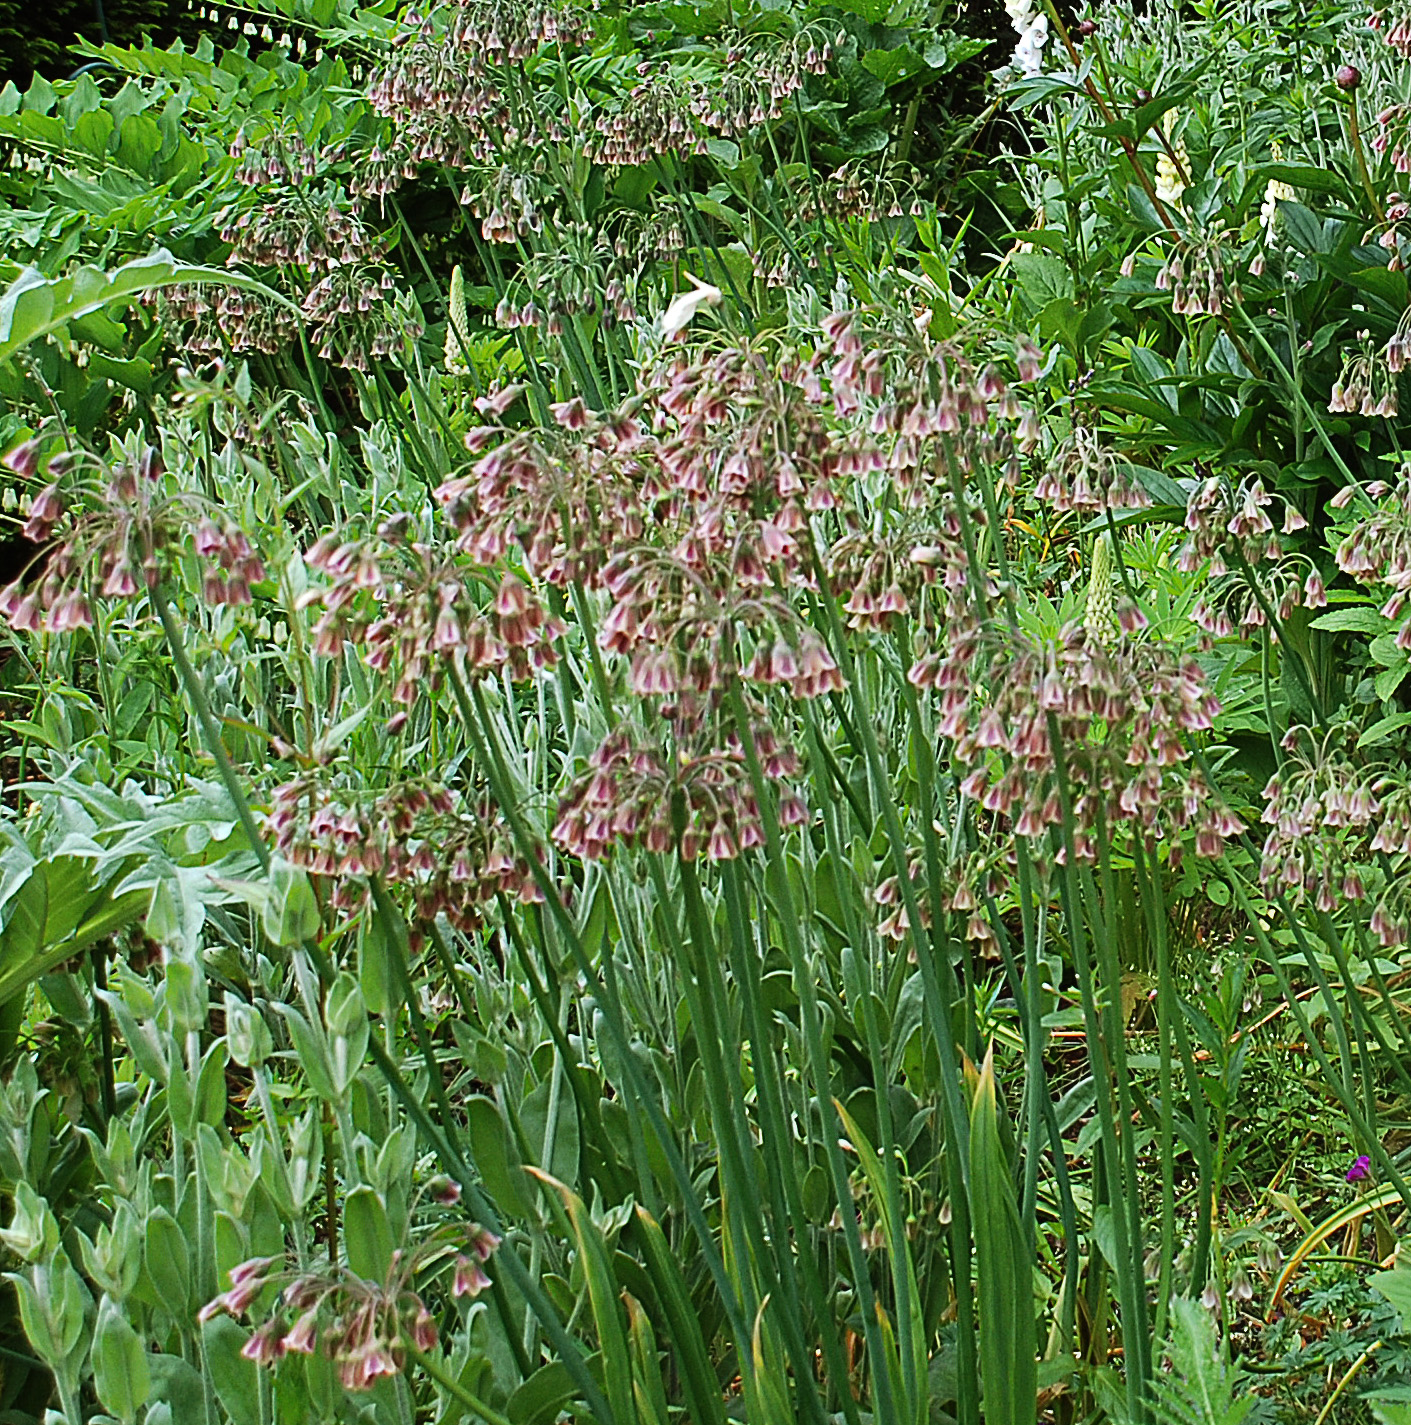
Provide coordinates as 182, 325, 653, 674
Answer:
457, 164, 548, 244
435, 388, 652, 588
300, 264, 422, 370
221, 193, 371, 271
229, 125, 318, 188
1034, 424, 1152, 514
1329, 329, 1400, 418
358, 0, 588, 197
1333, 468, 1411, 647
0, 440, 264, 634
1176, 474, 1325, 638
586, 73, 707, 169
1157, 225, 1239, 317
687, 34, 832, 139
796, 163, 888, 226
1372, 104, 1411, 179
1372, 6, 1411, 57
266, 776, 541, 933
1259, 722, 1411, 946
301, 519, 564, 699
156, 282, 298, 358
200, 1219, 500, 1393
819, 310, 1034, 508
553, 702, 808, 862
487, 223, 644, 334
910, 618, 1240, 875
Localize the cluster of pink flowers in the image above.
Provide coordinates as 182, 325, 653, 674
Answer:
359, 0, 588, 198
1329, 333, 1401, 419
553, 704, 808, 862
157, 282, 297, 358
1260, 723, 1411, 946
1373, 106, 1411, 180
1178, 475, 1325, 638
1156, 232, 1238, 317
221, 194, 370, 271
1034, 424, 1151, 514
437, 312, 1047, 863
300, 264, 421, 370
1373, 6, 1411, 57
0, 440, 264, 634
1251, 470, 1411, 939
1332, 468, 1411, 649
688, 33, 832, 139
229, 127, 319, 188
912, 618, 1241, 884
267, 776, 541, 934
586, 74, 709, 169
200, 1216, 500, 1393
301, 519, 564, 701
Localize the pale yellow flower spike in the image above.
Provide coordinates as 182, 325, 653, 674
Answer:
445, 264, 471, 376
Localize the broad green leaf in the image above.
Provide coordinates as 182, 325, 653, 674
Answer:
275, 1003, 340, 1104
202, 1316, 261, 1425
528, 1170, 634, 1425
1359, 711, 1411, 749
144, 1208, 191, 1318
508, 1361, 580, 1425
1309, 607, 1390, 635
1371, 1267, 1411, 1325
465, 1096, 532, 1216
92, 1293, 152, 1424
261, 859, 320, 947
343, 1186, 396, 1282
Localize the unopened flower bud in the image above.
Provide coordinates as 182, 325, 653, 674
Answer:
2, 439, 40, 479
1077, 18, 1096, 35
1336, 64, 1361, 92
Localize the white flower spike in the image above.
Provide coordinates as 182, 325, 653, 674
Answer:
660, 273, 723, 340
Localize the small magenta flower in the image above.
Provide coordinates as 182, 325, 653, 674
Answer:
452, 1254, 492, 1297
1347, 1154, 1372, 1182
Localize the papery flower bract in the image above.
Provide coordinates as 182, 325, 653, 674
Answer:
660, 273, 723, 340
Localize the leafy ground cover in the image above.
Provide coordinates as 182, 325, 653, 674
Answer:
2, 0, 1411, 1422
